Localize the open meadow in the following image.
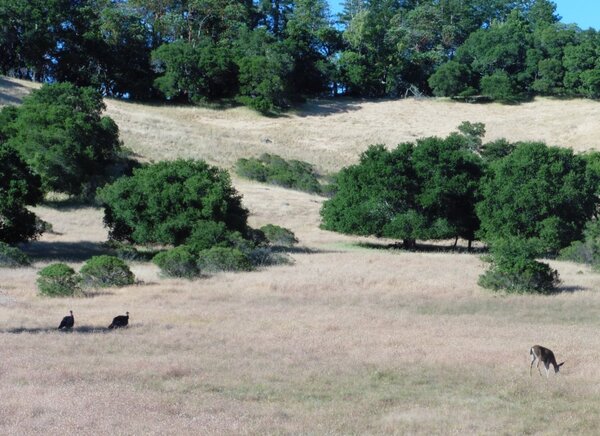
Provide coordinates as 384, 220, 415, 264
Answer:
2, 76, 600, 434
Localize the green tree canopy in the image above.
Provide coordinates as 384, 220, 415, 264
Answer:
97, 159, 249, 246
412, 134, 484, 244
320, 143, 418, 245
3, 83, 122, 197
152, 39, 239, 102
3, 0, 598, 106
321, 133, 484, 247
477, 141, 598, 253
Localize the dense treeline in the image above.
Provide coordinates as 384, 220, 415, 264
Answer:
2, 0, 599, 110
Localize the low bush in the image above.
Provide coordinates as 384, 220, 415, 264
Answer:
478, 238, 560, 294
80, 255, 135, 288
236, 154, 322, 193
0, 242, 31, 267
478, 261, 560, 294
260, 224, 298, 247
196, 247, 253, 273
37, 263, 80, 297
153, 246, 200, 278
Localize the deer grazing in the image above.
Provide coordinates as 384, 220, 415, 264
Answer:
530, 345, 564, 378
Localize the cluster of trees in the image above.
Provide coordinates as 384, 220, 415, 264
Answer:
2, 0, 600, 110
0, 83, 295, 281
98, 159, 294, 278
429, 6, 600, 101
321, 124, 600, 293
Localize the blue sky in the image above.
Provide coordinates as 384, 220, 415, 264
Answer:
555, 0, 599, 29
328, 1, 599, 30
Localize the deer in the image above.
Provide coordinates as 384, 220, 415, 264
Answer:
530, 345, 564, 378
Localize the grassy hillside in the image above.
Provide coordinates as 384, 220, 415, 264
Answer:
4, 76, 600, 173
2, 76, 600, 434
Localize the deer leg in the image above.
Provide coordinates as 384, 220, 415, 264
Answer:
537, 360, 543, 376
544, 362, 550, 378
530, 356, 536, 377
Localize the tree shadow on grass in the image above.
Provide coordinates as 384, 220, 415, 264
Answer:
269, 245, 343, 256
3, 325, 111, 334
42, 198, 97, 210
0, 77, 28, 105
271, 245, 318, 254
20, 241, 112, 263
293, 98, 364, 118
556, 285, 587, 294
354, 241, 488, 254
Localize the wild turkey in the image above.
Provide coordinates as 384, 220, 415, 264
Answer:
108, 311, 129, 329
58, 310, 74, 330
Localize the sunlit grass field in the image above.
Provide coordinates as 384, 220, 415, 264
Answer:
2, 76, 600, 434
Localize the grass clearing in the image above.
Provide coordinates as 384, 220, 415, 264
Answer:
2, 76, 600, 433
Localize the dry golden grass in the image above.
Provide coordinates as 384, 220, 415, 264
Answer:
105, 93, 600, 174
2, 76, 600, 434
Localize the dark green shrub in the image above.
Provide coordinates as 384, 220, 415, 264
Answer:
37, 263, 81, 297
0, 242, 31, 267
153, 246, 200, 279
97, 159, 249, 245
80, 255, 135, 288
260, 224, 298, 247
246, 227, 268, 248
196, 247, 252, 273
478, 262, 560, 294
478, 238, 560, 294
236, 153, 321, 194
235, 158, 269, 181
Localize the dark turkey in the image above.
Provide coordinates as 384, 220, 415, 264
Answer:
108, 311, 129, 329
58, 310, 74, 330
